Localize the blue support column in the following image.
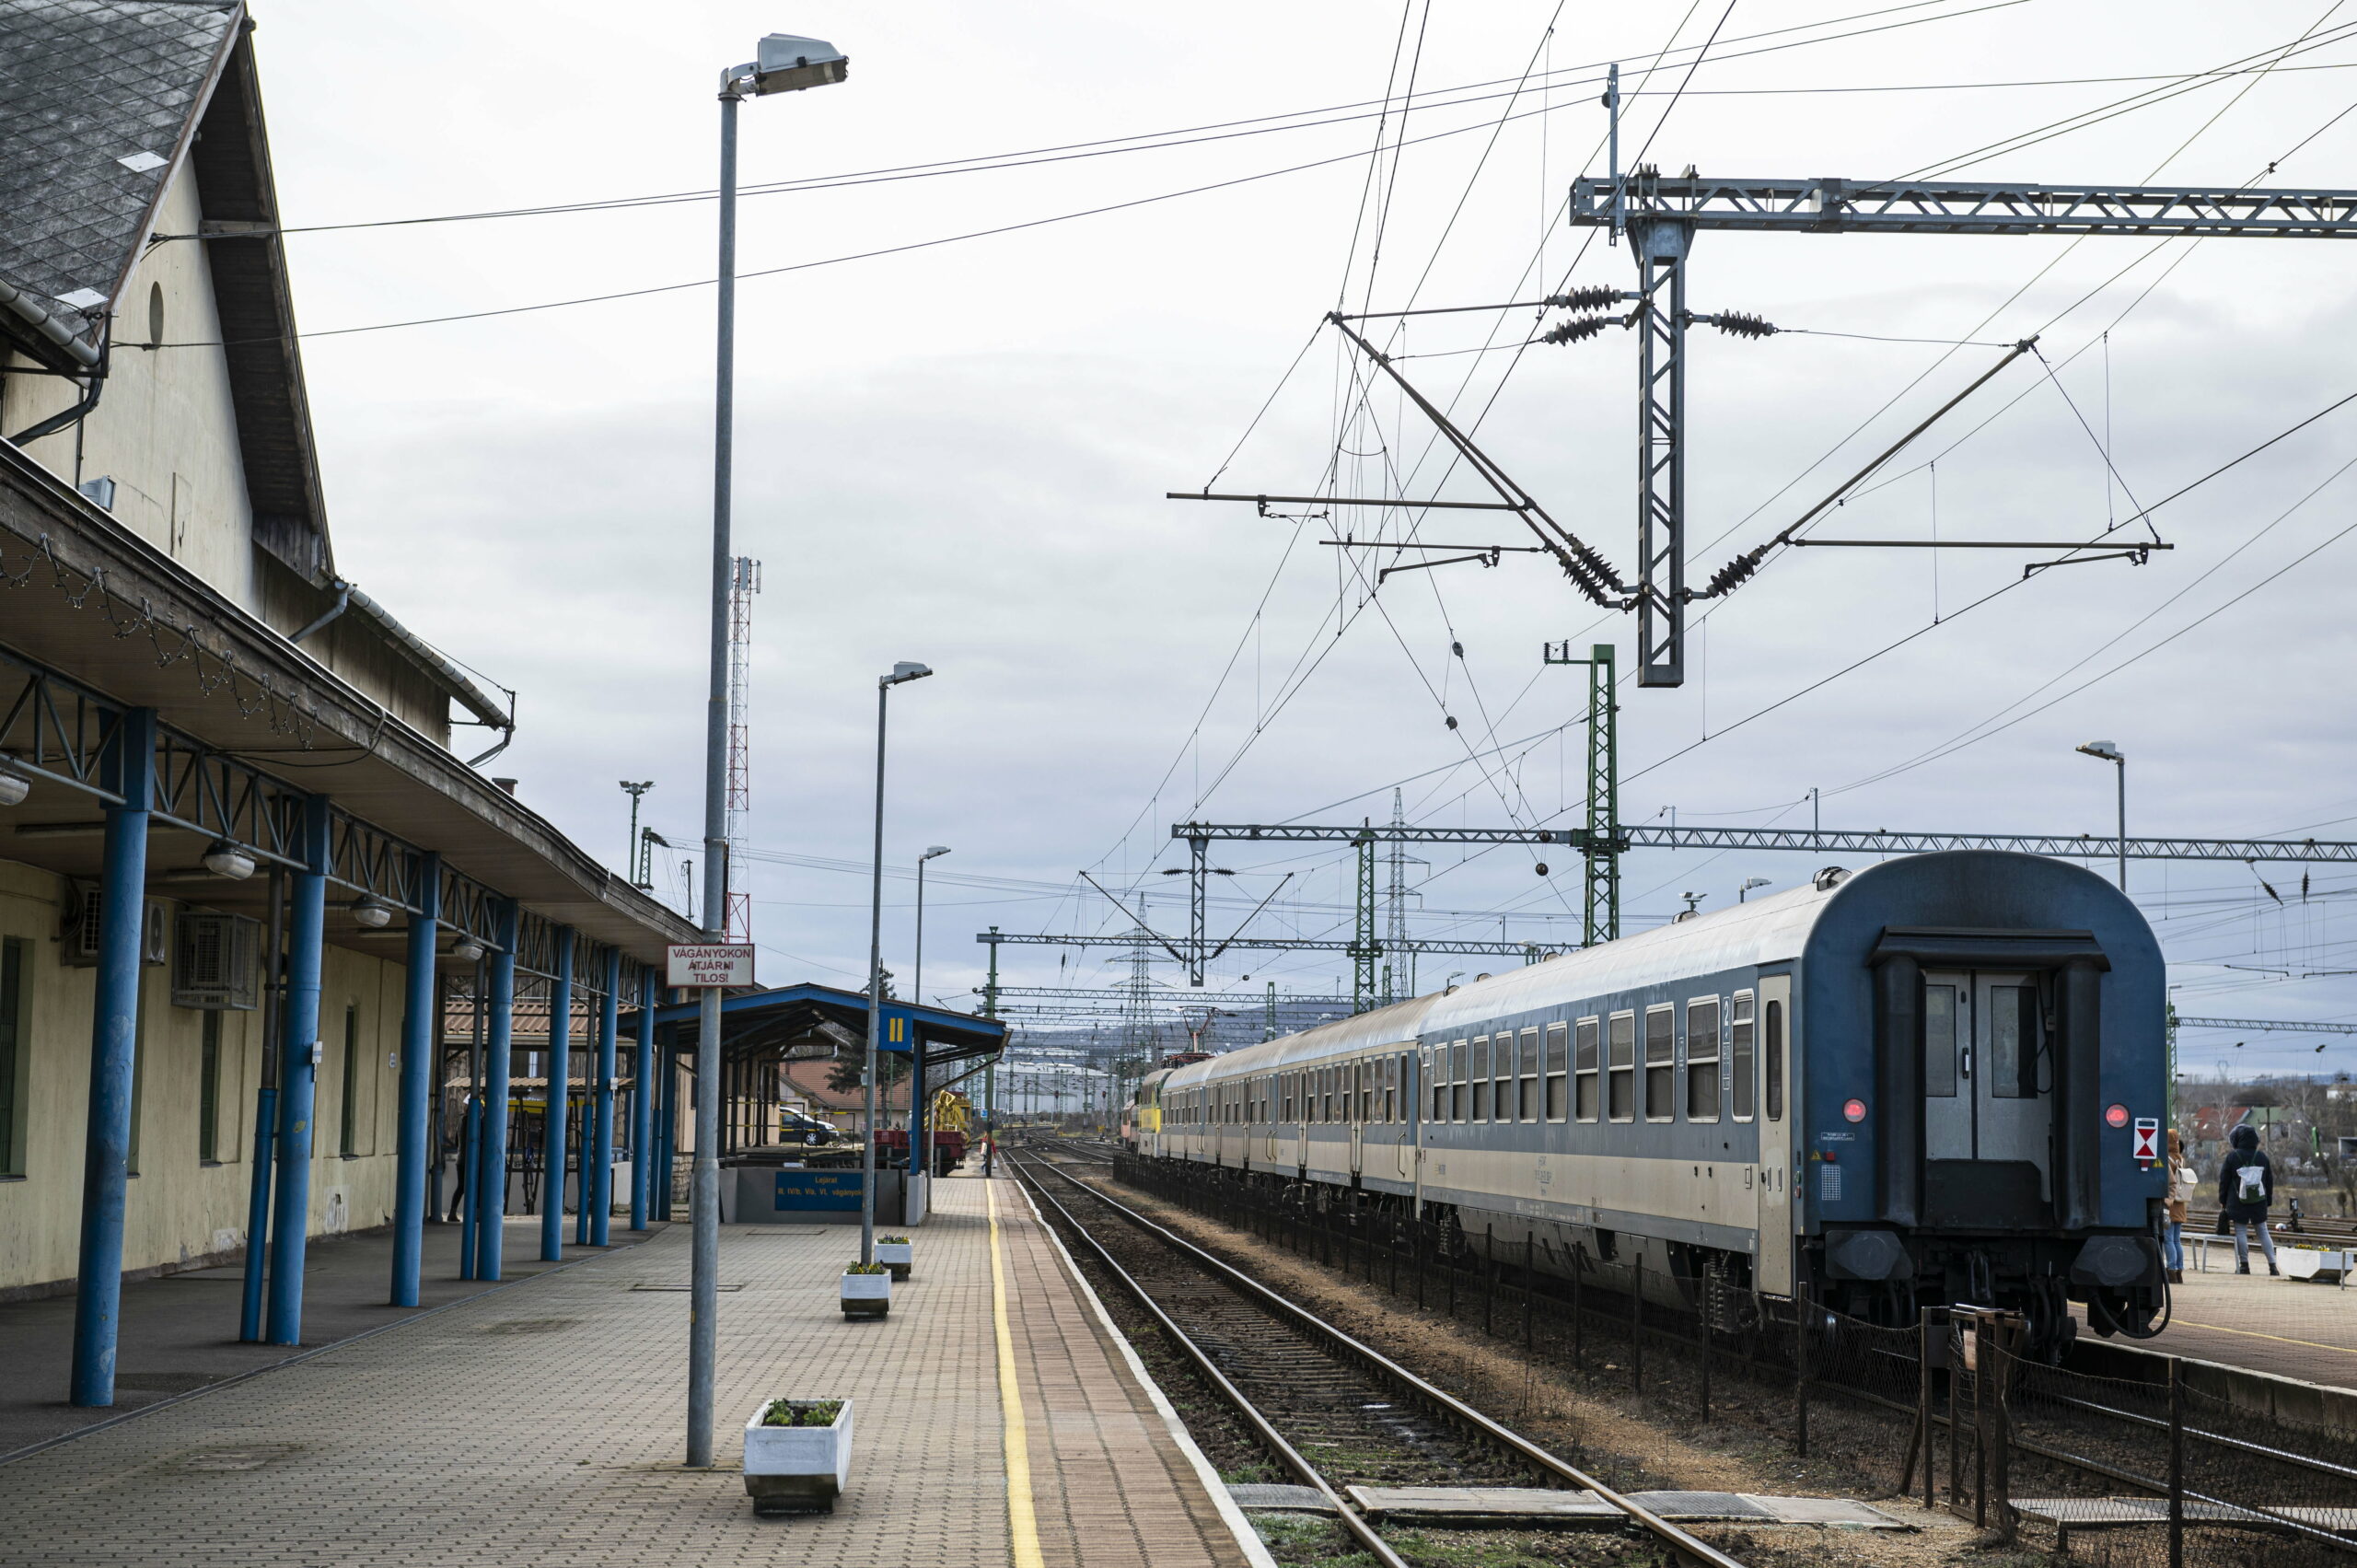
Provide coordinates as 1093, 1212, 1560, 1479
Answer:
264, 795, 331, 1347
475, 903, 517, 1281
457, 1093, 481, 1280
589, 949, 621, 1246
238, 1085, 276, 1339
389, 853, 440, 1306
68, 706, 156, 1408
630, 969, 656, 1230
540, 927, 575, 1261
656, 1029, 676, 1221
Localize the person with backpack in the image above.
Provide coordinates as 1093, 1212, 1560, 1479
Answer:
2162, 1129, 2193, 1283
2219, 1123, 2281, 1276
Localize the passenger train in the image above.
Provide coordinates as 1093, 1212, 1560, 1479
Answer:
1128, 851, 2168, 1358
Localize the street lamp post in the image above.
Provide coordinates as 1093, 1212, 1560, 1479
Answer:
864, 664, 933, 1269
2076, 741, 2127, 891
912, 844, 950, 1184
691, 30, 849, 1475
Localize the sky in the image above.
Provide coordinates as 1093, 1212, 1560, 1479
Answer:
243, 0, 2357, 1070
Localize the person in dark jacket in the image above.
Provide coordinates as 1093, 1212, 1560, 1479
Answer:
2218, 1123, 2281, 1276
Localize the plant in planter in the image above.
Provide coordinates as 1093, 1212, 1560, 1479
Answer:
876, 1235, 913, 1281
744, 1398, 853, 1515
840, 1261, 891, 1319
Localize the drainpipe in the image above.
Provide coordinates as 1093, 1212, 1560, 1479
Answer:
289, 583, 351, 645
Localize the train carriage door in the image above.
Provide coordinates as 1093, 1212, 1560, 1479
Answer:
1756, 975, 1794, 1295
1971, 973, 2054, 1216
1349, 1061, 1365, 1176
1922, 973, 1972, 1163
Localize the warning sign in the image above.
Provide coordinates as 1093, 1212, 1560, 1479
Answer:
668, 943, 756, 987
2131, 1117, 2160, 1161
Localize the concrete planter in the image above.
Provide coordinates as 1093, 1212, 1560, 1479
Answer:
876, 1240, 913, 1282
743, 1399, 853, 1516
840, 1268, 891, 1319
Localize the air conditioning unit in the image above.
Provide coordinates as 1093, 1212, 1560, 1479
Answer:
173, 911, 261, 1011
62, 890, 176, 970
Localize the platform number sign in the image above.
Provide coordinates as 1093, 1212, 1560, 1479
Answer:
2131, 1118, 2160, 1162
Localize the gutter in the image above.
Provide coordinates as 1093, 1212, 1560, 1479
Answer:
285, 575, 513, 734
0, 277, 101, 370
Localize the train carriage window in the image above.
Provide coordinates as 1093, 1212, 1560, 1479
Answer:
1519, 1028, 1541, 1121
1991, 985, 2039, 1098
1469, 1037, 1491, 1121
1431, 1047, 1447, 1121
1686, 998, 1722, 1122
1765, 1000, 1785, 1121
1730, 993, 1757, 1121
1360, 1061, 1373, 1123
1497, 1032, 1519, 1121
1608, 1013, 1636, 1121
1450, 1040, 1469, 1121
1643, 1005, 1677, 1121
1925, 985, 1960, 1097
1573, 1019, 1598, 1121
1544, 1023, 1569, 1121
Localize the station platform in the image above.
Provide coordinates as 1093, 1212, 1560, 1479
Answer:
2141, 1257, 2357, 1391
0, 1176, 1263, 1568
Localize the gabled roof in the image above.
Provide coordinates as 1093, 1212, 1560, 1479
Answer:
0, 0, 239, 370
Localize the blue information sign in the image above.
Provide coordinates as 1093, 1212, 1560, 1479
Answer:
774, 1171, 864, 1211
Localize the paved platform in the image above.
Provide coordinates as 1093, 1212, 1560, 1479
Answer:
0, 1176, 1262, 1568
2140, 1258, 2357, 1389
0, 1214, 624, 1455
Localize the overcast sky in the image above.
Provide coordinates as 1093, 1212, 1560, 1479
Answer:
247, 0, 2357, 1069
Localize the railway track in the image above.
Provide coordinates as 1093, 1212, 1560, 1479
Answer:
1006, 1149, 1751, 1568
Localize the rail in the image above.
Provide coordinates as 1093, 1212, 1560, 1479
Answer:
1011, 1150, 1751, 1568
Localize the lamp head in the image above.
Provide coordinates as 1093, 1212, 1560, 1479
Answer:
0, 760, 28, 808
451, 935, 487, 964
724, 33, 849, 99
2077, 740, 2123, 762
351, 895, 395, 931
201, 839, 257, 880
922, 845, 952, 861
884, 661, 933, 687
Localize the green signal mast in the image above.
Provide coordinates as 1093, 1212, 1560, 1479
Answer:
1543, 642, 1622, 946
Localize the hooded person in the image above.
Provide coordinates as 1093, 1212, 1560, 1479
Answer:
2217, 1123, 2280, 1277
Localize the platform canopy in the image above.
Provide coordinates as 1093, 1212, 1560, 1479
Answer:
639, 981, 1008, 1067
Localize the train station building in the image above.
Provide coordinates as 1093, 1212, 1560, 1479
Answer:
0, 0, 700, 1399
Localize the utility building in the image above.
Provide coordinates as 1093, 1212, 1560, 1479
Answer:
0, 0, 696, 1402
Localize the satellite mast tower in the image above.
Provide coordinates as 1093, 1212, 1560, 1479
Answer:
724, 556, 761, 943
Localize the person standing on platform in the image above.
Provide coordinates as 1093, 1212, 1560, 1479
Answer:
2163, 1129, 2192, 1283
2219, 1123, 2281, 1276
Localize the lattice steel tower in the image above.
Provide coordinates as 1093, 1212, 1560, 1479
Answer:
724, 556, 761, 943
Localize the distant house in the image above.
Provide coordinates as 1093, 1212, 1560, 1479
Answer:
783, 1058, 911, 1130
0, 1, 694, 1401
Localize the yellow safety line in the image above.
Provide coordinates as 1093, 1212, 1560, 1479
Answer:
990, 1181, 1047, 1568
2170, 1317, 2357, 1357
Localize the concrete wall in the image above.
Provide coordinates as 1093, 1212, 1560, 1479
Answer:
0, 856, 413, 1296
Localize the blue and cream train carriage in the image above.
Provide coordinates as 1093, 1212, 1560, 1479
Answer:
1130, 851, 2168, 1356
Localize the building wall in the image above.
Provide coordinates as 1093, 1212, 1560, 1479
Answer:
0, 856, 413, 1296
2, 172, 455, 749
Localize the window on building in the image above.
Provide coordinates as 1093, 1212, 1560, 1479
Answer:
1730, 993, 1757, 1121
1685, 997, 1722, 1121
1608, 1012, 1636, 1122
198, 1010, 222, 1163
0, 939, 27, 1177
1644, 1005, 1677, 1121
1518, 1028, 1541, 1121
1765, 1000, 1785, 1121
339, 1005, 360, 1157
1572, 1018, 1597, 1121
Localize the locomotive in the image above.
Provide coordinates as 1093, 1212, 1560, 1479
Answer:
1129, 851, 2168, 1358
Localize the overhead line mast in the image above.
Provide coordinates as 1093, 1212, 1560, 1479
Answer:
724, 556, 760, 943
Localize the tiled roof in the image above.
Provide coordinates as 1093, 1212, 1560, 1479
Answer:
0, 1, 239, 342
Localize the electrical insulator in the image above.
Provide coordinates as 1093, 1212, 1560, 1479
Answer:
1546, 285, 1622, 313
1541, 314, 1613, 347
1713, 310, 1778, 340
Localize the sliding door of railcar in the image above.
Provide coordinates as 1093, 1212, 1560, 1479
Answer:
1922, 970, 2054, 1226
1756, 975, 1794, 1295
